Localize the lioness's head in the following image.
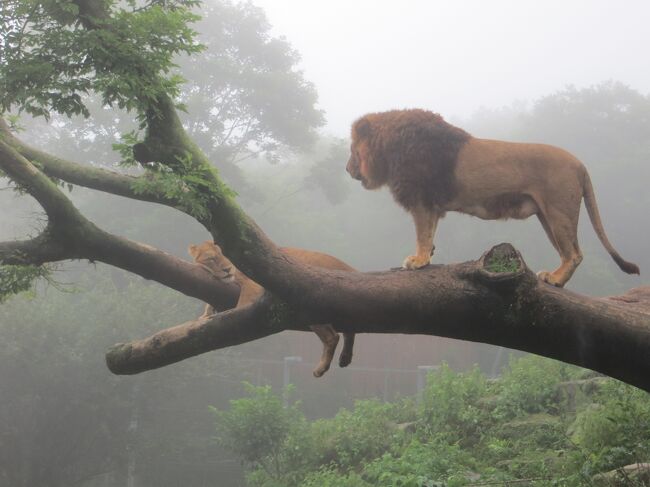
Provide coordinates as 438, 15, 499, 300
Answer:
347, 116, 387, 190
188, 241, 235, 283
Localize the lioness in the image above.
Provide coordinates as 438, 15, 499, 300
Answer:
188, 241, 355, 377
346, 109, 639, 287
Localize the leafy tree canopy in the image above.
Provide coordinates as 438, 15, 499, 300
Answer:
0, 0, 202, 119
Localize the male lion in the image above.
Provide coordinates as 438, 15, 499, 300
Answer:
188, 241, 356, 377
346, 109, 639, 287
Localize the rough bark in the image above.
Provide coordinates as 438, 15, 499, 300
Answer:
106, 244, 650, 393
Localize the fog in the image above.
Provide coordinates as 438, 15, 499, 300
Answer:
1, 0, 650, 485
254, 0, 650, 134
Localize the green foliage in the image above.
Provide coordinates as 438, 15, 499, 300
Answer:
312, 399, 404, 469
419, 364, 489, 444
362, 439, 474, 487
215, 357, 650, 487
212, 383, 303, 474
0, 264, 50, 303
130, 153, 236, 219
484, 254, 520, 273
299, 467, 370, 487
494, 355, 572, 419
571, 380, 650, 472
0, 0, 202, 119
112, 130, 143, 167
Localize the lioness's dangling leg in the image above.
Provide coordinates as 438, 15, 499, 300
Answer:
403, 207, 439, 269
310, 325, 340, 377
338, 333, 355, 368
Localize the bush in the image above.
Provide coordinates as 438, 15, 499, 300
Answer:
362, 439, 474, 487
299, 467, 370, 487
571, 380, 650, 472
419, 364, 489, 444
311, 398, 403, 469
495, 355, 572, 418
212, 383, 304, 477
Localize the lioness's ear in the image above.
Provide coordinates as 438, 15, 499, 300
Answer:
188, 244, 198, 259
353, 118, 372, 139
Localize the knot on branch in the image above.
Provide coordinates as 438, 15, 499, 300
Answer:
476, 243, 534, 290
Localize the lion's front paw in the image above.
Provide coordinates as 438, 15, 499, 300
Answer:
537, 270, 563, 287
403, 254, 430, 270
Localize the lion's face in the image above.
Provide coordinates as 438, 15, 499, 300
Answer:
347, 120, 385, 190
188, 241, 235, 283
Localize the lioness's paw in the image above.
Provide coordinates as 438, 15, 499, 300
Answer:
339, 351, 353, 368
403, 255, 430, 270
312, 364, 329, 378
537, 270, 563, 287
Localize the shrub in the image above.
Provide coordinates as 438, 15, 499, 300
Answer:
362, 439, 474, 487
311, 398, 403, 469
212, 383, 303, 477
495, 355, 572, 418
419, 364, 489, 444
571, 380, 650, 472
299, 467, 371, 487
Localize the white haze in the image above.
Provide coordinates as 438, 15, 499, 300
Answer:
252, 0, 650, 135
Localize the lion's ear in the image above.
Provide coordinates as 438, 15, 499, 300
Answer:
354, 118, 372, 139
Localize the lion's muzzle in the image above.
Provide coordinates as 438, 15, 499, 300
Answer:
346, 157, 362, 181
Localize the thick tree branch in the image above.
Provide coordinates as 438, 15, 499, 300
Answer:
0, 140, 84, 225
0, 230, 76, 265
105, 244, 650, 394
0, 135, 238, 310
106, 295, 284, 374
84, 228, 239, 310
0, 118, 182, 209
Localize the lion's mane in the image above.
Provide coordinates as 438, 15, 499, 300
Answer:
352, 109, 471, 211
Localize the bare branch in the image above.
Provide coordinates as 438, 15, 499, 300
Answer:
106, 294, 284, 374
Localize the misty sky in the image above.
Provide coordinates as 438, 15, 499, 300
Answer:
251, 0, 650, 136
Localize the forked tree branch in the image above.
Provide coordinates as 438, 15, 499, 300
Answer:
0, 136, 239, 310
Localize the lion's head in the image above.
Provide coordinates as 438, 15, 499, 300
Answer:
346, 116, 387, 190
347, 109, 470, 211
188, 241, 235, 283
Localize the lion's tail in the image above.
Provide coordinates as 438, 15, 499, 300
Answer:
582, 169, 640, 275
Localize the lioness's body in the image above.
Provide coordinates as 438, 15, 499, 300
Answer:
347, 109, 639, 287
188, 241, 355, 377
